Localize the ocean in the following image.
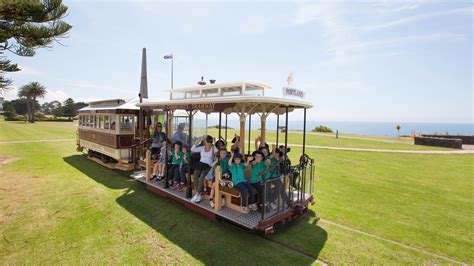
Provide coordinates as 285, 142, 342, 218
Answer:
192, 119, 473, 137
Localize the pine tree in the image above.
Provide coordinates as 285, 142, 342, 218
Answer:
62, 97, 75, 120
0, 0, 72, 91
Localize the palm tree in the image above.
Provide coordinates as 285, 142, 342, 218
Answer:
17, 86, 32, 122
17, 82, 47, 123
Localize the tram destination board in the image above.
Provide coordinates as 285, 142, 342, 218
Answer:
282, 87, 305, 99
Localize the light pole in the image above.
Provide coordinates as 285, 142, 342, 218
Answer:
163, 53, 173, 99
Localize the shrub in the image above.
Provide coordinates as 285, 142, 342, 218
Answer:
312, 125, 333, 133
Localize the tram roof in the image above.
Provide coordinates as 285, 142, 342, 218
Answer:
137, 95, 313, 113
168, 81, 272, 92
78, 98, 140, 112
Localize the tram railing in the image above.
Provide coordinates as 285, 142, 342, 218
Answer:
260, 154, 315, 221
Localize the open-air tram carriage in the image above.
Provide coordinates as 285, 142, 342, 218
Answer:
77, 81, 315, 234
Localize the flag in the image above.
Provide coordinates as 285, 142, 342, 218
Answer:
140, 48, 148, 99
163, 53, 173, 59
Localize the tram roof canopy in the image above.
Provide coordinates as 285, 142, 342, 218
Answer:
138, 81, 313, 114
79, 98, 140, 112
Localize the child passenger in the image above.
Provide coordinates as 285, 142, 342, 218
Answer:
249, 150, 268, 207
172, 144, 190, 191
228, 151, 257, 213
169, 141, 183, 188
209, 148, 229, 208
152, 139, 170, 180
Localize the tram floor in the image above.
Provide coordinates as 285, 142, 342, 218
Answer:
132, 173, 297, 230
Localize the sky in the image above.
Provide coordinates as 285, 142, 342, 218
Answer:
2, 0, 473, 123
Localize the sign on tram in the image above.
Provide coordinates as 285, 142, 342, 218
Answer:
282, 87, 305, 99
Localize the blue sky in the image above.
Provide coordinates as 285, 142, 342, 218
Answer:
3, 0, 473, 123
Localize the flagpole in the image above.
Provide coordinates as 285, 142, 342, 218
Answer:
171, 54, 174, 90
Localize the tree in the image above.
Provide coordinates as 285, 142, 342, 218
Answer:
2, 101, 17, 120
0, 0, 72, 92
17, 86, 32, 121
396, 124, 401, 140
52, 101, 63, 118
74, 102, 87, 112
62, 98, 75, 120
18, 82, 47, 122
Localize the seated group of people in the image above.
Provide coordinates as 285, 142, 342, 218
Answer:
149, 122, 290, 214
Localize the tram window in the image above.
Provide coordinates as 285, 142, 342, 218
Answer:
85, 115, 89, 127
119, 115, 133, 131
99, 115, 104, 129
186, 91, 201, 98
78, 115, 82, 126
202, 88, 219, 97
89, 115, 94, 127
110, 116, 116, 130
171, 91, 185, 100
221, 86, 241, 96
245, 86, 264, 96
104, 115, 110, 130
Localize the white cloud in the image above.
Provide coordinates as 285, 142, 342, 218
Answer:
2, 85, 70, 103
362, 6, 474, 32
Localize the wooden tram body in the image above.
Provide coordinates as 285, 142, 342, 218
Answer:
77, 99, 139, 170
77, 81, 316, 234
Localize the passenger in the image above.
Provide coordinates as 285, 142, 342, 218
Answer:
266, 148, 289, 210
151, 122, 167, 156
209, 147, 230, 208
230, 134, 240, 153
254, 135, 269, 151
215, 139, 226, 150
190, 135, 217, 203
174, 144, 190, 191
171, 123, 188, 146
152, 139, 170, 180
169, 141, 183, 189
249, 150, 267, 208
228, 151, 256, 213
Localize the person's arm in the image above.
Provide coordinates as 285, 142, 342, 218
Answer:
228, 151, 234, 167
255, 136, 261, 150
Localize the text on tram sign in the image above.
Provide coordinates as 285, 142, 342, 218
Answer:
282, 87, 305, 99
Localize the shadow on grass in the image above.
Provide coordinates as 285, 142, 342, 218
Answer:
64, 154, 327, 264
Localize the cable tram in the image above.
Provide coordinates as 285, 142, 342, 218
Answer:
129, 81, 315, 234
77, 99, 140, 170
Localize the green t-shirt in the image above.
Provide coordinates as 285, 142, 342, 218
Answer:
229, 163, 246, 185
265, 158, 280, 180
181, 151, 191, 164
250, 161, 267, 183
217, 156, 230, 173
172, 150, 183, 165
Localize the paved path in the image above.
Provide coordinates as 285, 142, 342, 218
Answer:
0, 138, 75, 144
291, 131, 412, 144
298, 144, 474, 154
2, 138, 472, 154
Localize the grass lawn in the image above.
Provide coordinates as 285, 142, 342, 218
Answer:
1, 119, 472, 264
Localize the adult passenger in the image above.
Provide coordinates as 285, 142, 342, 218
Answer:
190, 135, 217, 203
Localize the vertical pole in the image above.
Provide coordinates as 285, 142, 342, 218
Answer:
225, 114, 228, 143
164, 109, 169, 189
171, 56, 174, 90
276, 114, 279, 146
239, 113, 246, 155
303, 108, 307, 156
215, 166, 222, 211
145, 149, 151, 182
260, 113, 266, 147
285, 107, 290, 206
138, 95, 143, 158
205, 113, 208, 136
248, 114, 251, 153
218, 111, 222, 141
186, 110, 193, 198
